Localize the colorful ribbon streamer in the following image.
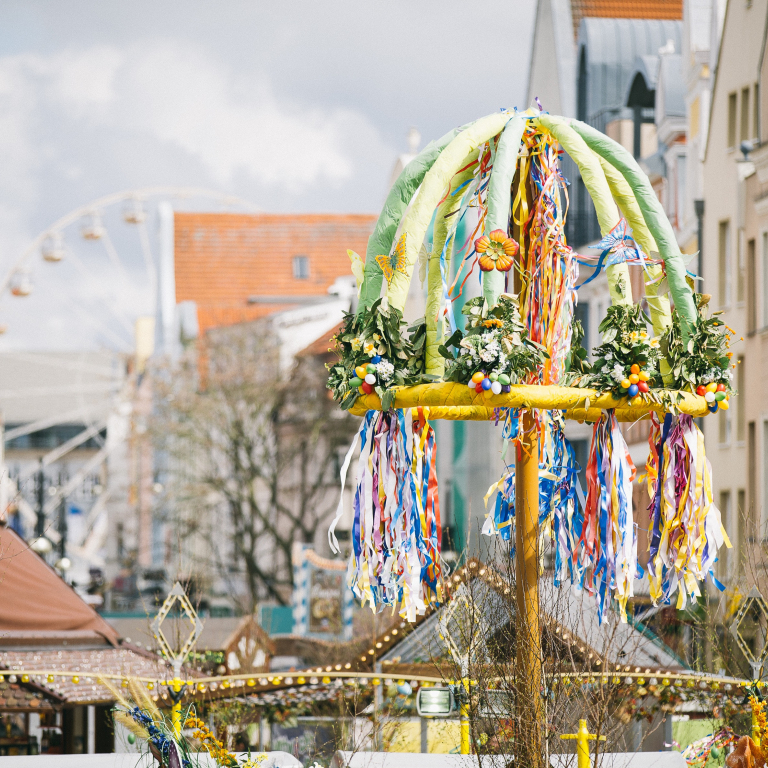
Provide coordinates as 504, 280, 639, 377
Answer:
482, 410, 581, 588
344, 408, 442, 620
516, 126, 579, 384
646, 413, 731, 609
580, 410, 638, 623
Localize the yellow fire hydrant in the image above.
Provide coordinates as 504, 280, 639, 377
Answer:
561, 719, 606, 768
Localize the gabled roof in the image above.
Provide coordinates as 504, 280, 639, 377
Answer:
173, 213, 376, 335
376, 559, 687, 673
107, 615, 274, 672
0, 647, 175, 706
572, 0, 683, 38
0, 526, 118, 644
578, 17, 682, 129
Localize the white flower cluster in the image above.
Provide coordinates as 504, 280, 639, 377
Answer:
480, 343, 500, 362
611, 363, 626, 384
701, 367, 733, 383
376, 359, 395, 381
457, 326, 520, 373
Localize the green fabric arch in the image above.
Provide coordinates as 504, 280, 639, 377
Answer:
569, 120, 697, 342
386, 112, 511, 312
536, 115, 632, 307
425, 152, 477, 376
358, 123, 470, 313
596, 154, 673, 383
483, 116, 526, 307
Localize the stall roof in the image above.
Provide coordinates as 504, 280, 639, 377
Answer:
0, 526, 118, 644
0, 646, 175, 706
377, 560, 688, 672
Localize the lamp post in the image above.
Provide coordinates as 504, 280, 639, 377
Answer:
35, 459, 45, 539
57, 496, 67, 558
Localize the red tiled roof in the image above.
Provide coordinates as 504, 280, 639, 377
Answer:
174, 213, 376, 335
571, 0, 682, 37
297, 321, 342, 358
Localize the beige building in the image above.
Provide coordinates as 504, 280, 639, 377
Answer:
702, 0, 767, 585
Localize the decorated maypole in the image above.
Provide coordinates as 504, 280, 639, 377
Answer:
328, 107, 735, 759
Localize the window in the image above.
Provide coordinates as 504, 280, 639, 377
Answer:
738, 488, 746, 574
741, 87, 751, 144
292, 255, 309, 279
763, 420, 768, 539
676, 154, 687, 229
755, 83, 760, 139
738, 230, 745, 304
719, 220, 731, 307
763, 233, 768, 326
737, 356, 745, 442
720, 400, 731, 444
748, 239, 757, 332
718, 490, 732, 579
749, 422, 756, 540
572, 439, 589, 491
689, 96, 700, 140
728, 92, 738, 148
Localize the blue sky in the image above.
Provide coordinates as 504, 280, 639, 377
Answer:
0, 0, 536, 349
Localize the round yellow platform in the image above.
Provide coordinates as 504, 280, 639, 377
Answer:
348, 382, 709, 422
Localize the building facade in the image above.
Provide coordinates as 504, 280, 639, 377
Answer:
702, 0, 768, 593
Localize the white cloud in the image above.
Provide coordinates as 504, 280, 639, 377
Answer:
0, 38, 391, 350
114, 40, 370, 190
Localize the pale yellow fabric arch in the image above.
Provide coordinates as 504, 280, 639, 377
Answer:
425, 152, 476, 376
386, 112, 511, 311
536, 115, 632, 307
596, 154, 673, 383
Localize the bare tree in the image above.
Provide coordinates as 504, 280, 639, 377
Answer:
152, 321, 358, 613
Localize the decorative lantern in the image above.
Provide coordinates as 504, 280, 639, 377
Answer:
10, 270, 32, 297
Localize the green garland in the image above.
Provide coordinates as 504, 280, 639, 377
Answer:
327, 298, 435, 411
564, 318, 590, 376
660, 295, 735, 394
570, 303, 661, 400
441, 294, 547, 385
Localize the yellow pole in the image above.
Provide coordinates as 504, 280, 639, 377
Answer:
561, 719, 606, 768
753, 705, 760, 744
460, 677, 470, 755
171, 677, 182, 737
516, 408, 542, 768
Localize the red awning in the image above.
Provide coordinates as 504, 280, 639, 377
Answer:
0, 527, 118, 643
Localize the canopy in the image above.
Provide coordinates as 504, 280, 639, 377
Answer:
0, 526, 118, 643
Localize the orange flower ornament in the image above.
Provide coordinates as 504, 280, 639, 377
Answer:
475, 229, 519, 272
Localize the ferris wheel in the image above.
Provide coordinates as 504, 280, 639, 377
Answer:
0, 188, 258, 583
0, 187, 258, 350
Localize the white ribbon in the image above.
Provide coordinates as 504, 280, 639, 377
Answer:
328, 422, 363, 554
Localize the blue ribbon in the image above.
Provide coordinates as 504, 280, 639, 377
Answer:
575, 219, 648, 289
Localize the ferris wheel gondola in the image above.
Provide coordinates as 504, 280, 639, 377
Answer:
41, 232, 65, 263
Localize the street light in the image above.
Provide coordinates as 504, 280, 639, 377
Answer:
30, 537, 53, 555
